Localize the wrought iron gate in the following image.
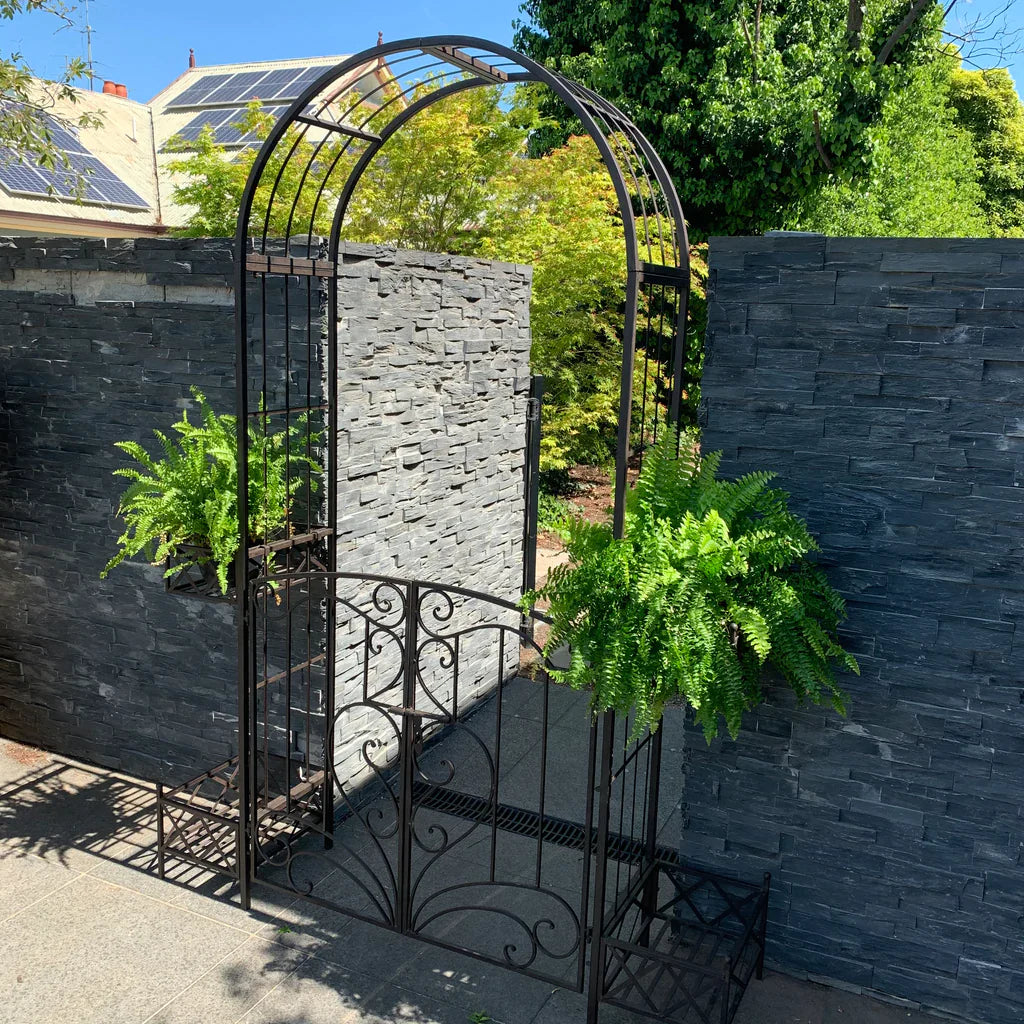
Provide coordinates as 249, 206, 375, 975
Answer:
141, 33, 772, 1024
244, 570, 596, 989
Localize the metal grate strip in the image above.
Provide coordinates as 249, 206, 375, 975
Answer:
411, 781, 680, 866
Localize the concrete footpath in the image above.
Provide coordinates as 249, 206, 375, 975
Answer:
0, 740, 948, 1024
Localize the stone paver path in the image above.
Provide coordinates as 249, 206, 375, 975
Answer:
0, 739, 947, 1024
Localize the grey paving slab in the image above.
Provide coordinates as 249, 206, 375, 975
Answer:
0, 752, 156, 873
261, 900, 423, 977
0, 848, 83, 923
0, 873, 248, 1024
84, 839, 198, 899
143, 936, 308, 1024
239, 956, 401, 1024
391, 946, 557, 1024
734, 972, 828, 1024
168, 870, 298, 932
0, 742, 54, 786
87, 851, 292, 934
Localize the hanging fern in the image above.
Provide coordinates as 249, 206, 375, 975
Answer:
101, 389, 321, 594
524, 428, 857, 739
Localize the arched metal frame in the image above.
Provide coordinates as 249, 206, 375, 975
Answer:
224, 36, 761, 1024
233, 36, 691, 547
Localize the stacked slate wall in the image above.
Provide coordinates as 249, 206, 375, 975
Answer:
0, 236, 530, 784
696, 234, 1024, 1024
329, 247, 532, 787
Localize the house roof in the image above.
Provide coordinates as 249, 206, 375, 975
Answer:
150, 54, 369, 152
0, 84, 164, 237
0, 51, 383, 237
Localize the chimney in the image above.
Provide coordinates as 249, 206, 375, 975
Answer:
102, 80, 116, 95
115, 83, 128, 98
189, 48, 196, 68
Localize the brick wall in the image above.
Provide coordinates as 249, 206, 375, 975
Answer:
0, 236, 530, 784
695, 234, 1024, 1024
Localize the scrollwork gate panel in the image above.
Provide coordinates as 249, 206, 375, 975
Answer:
247, 572, 595, 989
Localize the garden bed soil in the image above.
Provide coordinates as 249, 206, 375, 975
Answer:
537, 464, 620, 553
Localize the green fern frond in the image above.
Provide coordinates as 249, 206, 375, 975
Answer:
102, 392, 323, 594
528, 426, 857, 737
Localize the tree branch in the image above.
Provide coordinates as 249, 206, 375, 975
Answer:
847, 1, 864, 49
944, 0, 1024, 67
739, 4, 760, 85
876, 0, 933, 66
812, 110, 834, 171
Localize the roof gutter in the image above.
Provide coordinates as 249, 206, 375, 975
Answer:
0, 208, 168, 238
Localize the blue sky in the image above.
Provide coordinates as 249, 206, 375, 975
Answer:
8, 0, 1024, 103
8, 1, 525, 102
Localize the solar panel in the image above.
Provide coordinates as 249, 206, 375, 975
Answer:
169, 104, 307, 148
216, 122, 246, 146
0, 154, 49, 193
94, 175, 150, 207
0, 113, 148, 209
47, 121, 88, 155
164, 64, 337, 111
250, 67, 307, 100
167, 74, 233, 108
174, 107, 235, 142
70, 154, 148, 207
279, 66, 328, 99
253, 65, 333, 101
202, 71, 273, 106
172, 106, 250, 145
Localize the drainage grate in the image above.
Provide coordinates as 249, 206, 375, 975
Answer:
411, 780, 681, 866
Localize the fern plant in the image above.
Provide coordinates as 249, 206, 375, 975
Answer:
101, 389, 320, 594
525, 429, 857, 738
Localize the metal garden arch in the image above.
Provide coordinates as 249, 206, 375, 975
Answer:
160, 35, 769, 1024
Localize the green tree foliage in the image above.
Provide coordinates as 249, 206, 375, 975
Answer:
526, 429, 856, 736
790, 53, 988, 236
1, 2, 101, 171
102, 390, 319, 595
167, 88, 706, 473
476, 134, 627, 470
947, 65, 1024, 235
515, 0, 954, 237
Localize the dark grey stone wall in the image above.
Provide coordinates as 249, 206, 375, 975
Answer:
0, 236, 238, 781
0, 236, 530, 785
695, 234, 1024, 1024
